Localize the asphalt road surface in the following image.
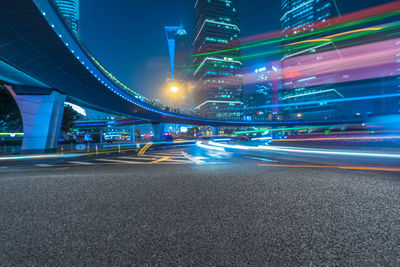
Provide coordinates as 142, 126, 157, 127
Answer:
1, 143, 400, 265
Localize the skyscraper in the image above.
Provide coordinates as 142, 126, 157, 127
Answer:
193, 0, 243, 119
54, 0, 79, 36
281, 0, 340, 38
280, 0, 342, 120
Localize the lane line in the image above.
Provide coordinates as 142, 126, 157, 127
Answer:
247, 156, 277, 163
68, 161, 95, 165
150, 156, 170, 164
138, 142, 153, 155
162, 159, 192, 163
117, 156, 159, 160
151, 153, 184, 156
35, 164, 53, 167
339, 166, 400, 172
181, 151, 206, 164
157, 162, 191, 165
97, 159, 144, 164
258, 164, 400, 172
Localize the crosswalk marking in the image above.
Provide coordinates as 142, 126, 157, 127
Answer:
162, 159, 192, 163
152, 151, 182, 155
96, 159, 144, 164
117, 156, 159, 161
35, 164, 53, 167
157, 162, 191, 165
68, 161, 95, 165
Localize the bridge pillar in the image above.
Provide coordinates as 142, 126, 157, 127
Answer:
6, 86, 65, 153
130, 125, 136, 143
152, 123, 165, 142
211, 126, 219, 136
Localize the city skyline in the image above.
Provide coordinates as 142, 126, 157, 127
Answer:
1, 2, 400, 264
78, 0, 392, 102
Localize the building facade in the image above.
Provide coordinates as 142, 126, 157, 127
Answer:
193, 0, 243, 119
281, 0, 400, 120
244, 65, 281, 121
54, 0, 79, 36
280, 0, 342, 120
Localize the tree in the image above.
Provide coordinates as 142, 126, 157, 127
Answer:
61, 105, 80, 132
135, 128, 141, 141
187, 127, 199, 137
0, 86, 22, 132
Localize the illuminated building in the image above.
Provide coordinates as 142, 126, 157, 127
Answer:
281, 1, 400, 119
193, 0, 243, 119
244, 65, 281, 120
54, 0, 79, 36
280, 0, 342, 120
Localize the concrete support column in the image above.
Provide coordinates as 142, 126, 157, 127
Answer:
10, 87, 65, 153
130, 125, 136, 143
152, 123, 165, 142
211, 126, 219, 136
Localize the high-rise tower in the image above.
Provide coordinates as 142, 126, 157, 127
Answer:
193, 0, 243, 119
54, 0, 79, 36
280, 0, 342, 120
165, 22, 190, 83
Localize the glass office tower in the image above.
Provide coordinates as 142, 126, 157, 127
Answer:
193, 0, 243, 119
280, 0, 342, 120
54, 0, 79, 36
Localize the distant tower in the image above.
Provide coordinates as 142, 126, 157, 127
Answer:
54, 0, 80, 36
165, 21, 192, 110
164, 21, 190, 82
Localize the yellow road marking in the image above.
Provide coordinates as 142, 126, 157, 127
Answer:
138, 142, 153, 155
150, 156, 170, 164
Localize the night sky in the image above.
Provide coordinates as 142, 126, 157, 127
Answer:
80, 0, 393, 100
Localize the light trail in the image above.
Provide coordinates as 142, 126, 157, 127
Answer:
237, 93, 400, 111
257, 164, 400, 172
200, 141, 400, 159
235, 124, 351, 136
257, 146, 400, 159
196, 141, 225, 151
191, 2, 400, 58
276, 136, 400, 142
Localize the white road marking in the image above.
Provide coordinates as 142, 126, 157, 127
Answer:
68, 161, 95, 165
163, 159, 192, 163
247, 156, 277, 163
157, 162, 191, 165
152, 152, 183, 156
35, 164, 53, 167
96, 159, 144, 164
117, 156, 159, 161
181, 151, 207, 164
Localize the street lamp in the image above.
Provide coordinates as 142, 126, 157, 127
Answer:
170, 86, 179, 94
170, 86, 180, 108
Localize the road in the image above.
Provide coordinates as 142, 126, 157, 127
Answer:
1, 143, 400, 265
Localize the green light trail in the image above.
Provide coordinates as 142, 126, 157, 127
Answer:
191, 9, 400, 58
234, 124, 352, 136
